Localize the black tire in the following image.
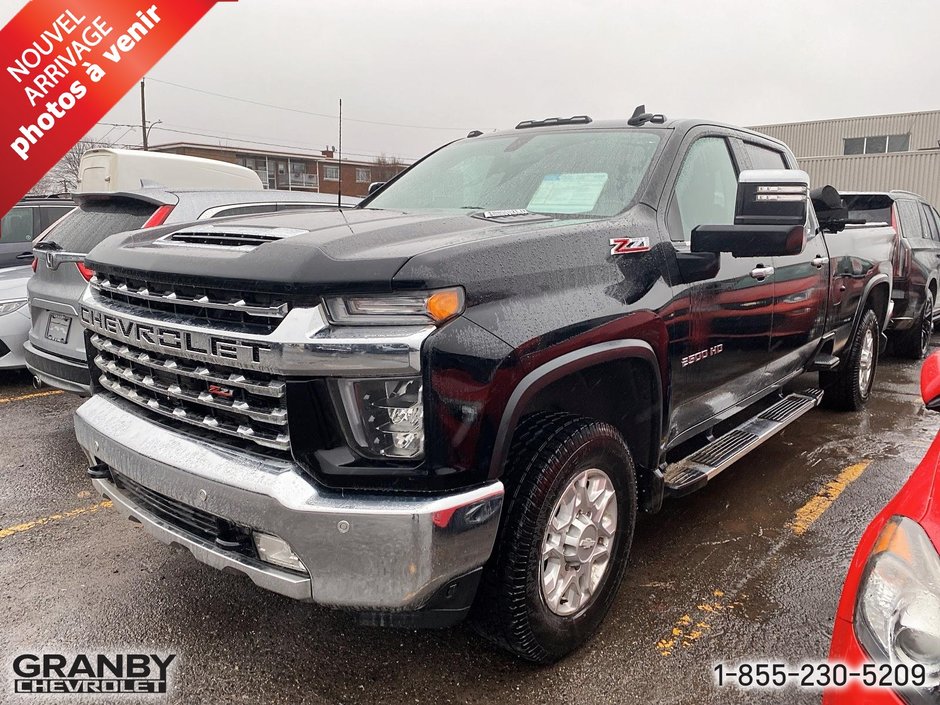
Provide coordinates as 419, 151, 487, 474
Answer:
893, 290, 934, 360
822, 309, 880, 411
471, 412, 637, 664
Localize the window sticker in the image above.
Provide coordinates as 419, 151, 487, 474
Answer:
527, 173, 608, 214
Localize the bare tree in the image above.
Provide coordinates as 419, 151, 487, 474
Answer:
29, 138, 115, 195
371, 154, 408, 183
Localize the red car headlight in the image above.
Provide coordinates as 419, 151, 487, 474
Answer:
855, 516, 940, 702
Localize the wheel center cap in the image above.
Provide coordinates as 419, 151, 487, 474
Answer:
570, 522, 599, 563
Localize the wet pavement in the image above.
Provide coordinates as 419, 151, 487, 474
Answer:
0, 343, 936, 705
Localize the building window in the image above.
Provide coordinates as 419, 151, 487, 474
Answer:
356, 168, 371, 183
865, 136, 888, 154
844, 134, 911, 155
324, 165, 340, 181
888, 134, 911, 152
843, 138, 865, 155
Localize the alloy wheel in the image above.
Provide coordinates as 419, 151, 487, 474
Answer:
540, 468, 618, 617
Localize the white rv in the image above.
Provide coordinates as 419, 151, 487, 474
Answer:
76, 149, 264, 193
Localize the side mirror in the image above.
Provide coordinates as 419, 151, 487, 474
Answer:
921, 351, 940, 410
691, 169, 809, 258
368, 181, 386, 196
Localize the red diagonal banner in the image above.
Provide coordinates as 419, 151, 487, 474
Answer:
0, 0, 234, 215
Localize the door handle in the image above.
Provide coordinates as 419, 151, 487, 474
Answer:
812, 255, 829, 268
750, 266, 775, 281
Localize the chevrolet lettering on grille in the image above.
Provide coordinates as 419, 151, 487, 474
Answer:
81, 307, 272, 367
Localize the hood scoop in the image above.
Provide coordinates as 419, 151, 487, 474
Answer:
155, 224, 309, 252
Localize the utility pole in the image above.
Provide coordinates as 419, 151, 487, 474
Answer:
337, 98, 342, 208
140, 78, 148, 150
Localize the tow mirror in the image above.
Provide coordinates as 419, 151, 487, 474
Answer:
691, 169, 809, 258
921, 351, 940, 410
368, 181, 386, 196
811, 184, 857, 233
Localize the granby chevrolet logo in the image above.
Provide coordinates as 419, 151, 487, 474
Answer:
12, 652, 176, 695
80, 307, 271, 365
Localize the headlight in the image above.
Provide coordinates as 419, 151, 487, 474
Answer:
336, 377, 424, 459
0, 299, 27, 316
856, 516, 940, 700
325, 288, 464, 325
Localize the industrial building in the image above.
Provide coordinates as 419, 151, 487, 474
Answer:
750, 110, 940, 206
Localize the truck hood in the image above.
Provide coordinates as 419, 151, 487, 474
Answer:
85, 207, 576, 295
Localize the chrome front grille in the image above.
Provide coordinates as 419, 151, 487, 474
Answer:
90, 333, 290, 451
90, 272, 291, 334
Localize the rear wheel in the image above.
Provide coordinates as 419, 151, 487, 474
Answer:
822, 308, 880, 411
472, 413, 637, 663
893, 290, 934, 360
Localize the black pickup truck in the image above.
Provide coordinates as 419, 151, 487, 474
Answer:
74, 109, 894, 663
843, 190, 940, 359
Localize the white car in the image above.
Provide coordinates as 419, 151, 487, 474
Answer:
0, 266, 31, 369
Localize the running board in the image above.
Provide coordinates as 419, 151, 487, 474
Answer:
663, 389, 824, 497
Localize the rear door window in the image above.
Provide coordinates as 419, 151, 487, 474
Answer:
39, 205, 74, 232
920, 203, 940, 242
896, 200, 925, 239
929, 206, 940, 241
44, 199, 157, 253
743, 142, 788, 170
1, 207, 37, 243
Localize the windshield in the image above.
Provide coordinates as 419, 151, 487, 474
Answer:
367, 129, 662, 218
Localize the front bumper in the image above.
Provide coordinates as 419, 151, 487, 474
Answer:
75, 394, 503, 612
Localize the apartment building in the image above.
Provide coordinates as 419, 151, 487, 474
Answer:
150, 143, 407, 197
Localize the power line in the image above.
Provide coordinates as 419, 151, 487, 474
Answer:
146, 77, 487, 132
95, 122, 417, 161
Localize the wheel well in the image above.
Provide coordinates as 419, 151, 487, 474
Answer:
519, 358, 660, 476
866, 281, 890, 330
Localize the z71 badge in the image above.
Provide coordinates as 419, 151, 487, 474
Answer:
609, 237, 651, 255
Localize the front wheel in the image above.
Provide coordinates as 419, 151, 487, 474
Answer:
471, 413, 637, 664
822, 308, 880, 411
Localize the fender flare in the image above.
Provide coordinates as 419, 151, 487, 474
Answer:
488, 339, 662, 479
853, 273, 891, 335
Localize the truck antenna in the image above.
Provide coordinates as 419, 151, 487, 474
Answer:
337, 98, 342, 209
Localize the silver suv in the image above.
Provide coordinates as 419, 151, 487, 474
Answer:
26, 188, 357, 394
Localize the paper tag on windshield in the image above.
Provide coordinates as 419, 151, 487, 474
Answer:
527, 173, 608, 214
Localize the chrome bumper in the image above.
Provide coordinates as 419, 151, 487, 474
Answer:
75, 394, 503, 611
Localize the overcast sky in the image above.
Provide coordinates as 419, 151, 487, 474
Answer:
3, 0, 939, 163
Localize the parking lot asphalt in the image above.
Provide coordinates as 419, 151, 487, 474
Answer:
0, 343, 936, 705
